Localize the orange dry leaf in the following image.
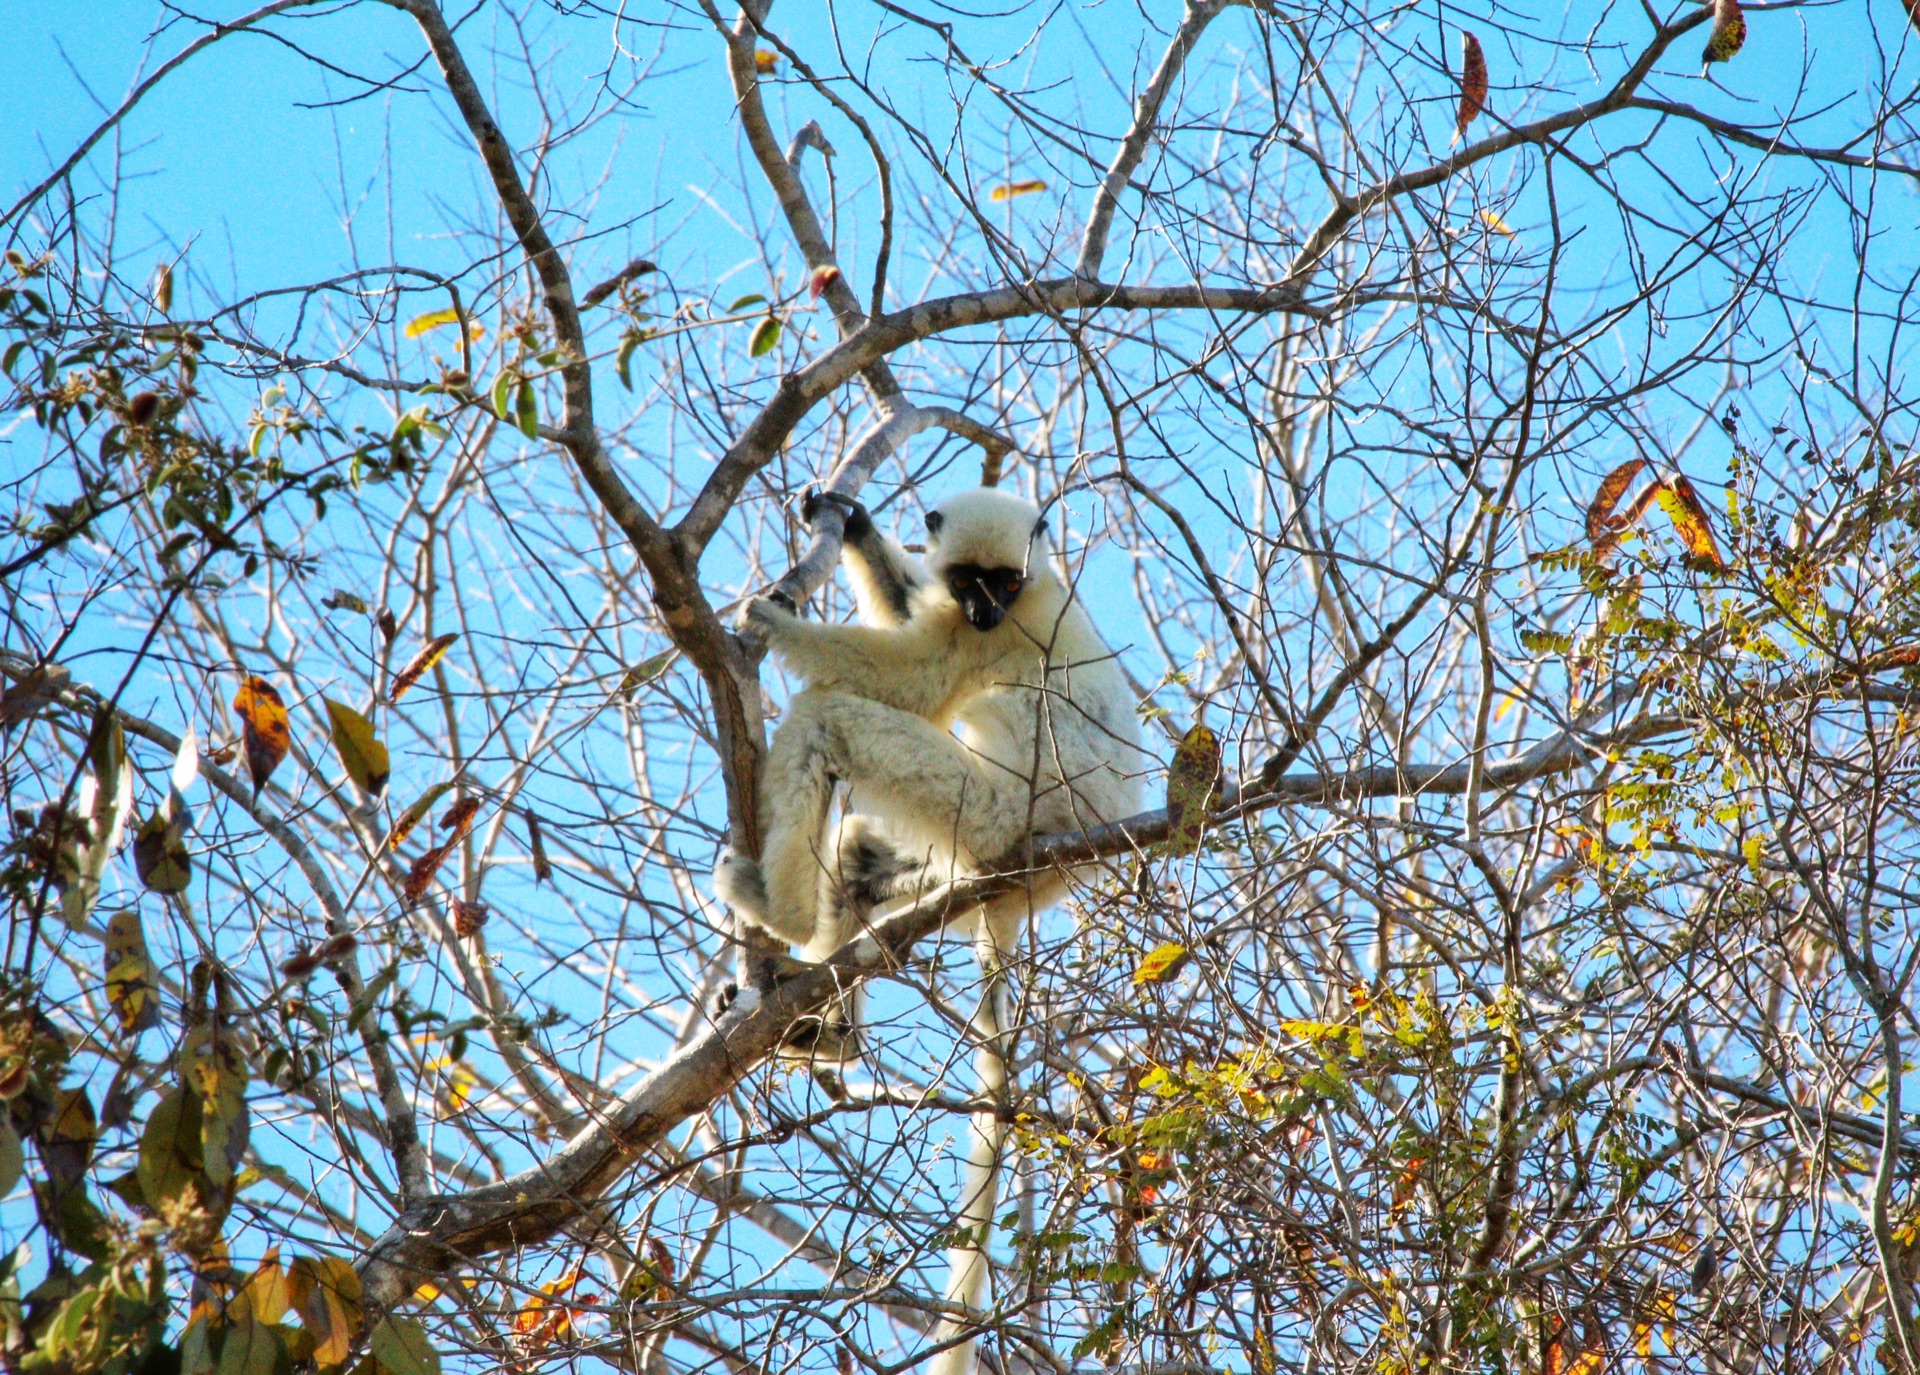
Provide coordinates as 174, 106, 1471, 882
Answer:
989, 179, 1048, 202
753, 48, 779, 73
1543, 1332, 1566, 1375
514, 1269, 593, 1349
1391, 1155, 1426, 1216
1455, 32, 1488, 140
232, 676, 291, 795
1566, 1349, 1605, 1375
389, 632, 458, 705
1655, 475, 1727, 571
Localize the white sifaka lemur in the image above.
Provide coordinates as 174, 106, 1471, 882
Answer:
715, 485, 1141, 1375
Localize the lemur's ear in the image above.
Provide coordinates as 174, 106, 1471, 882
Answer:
925, 510, 945, 537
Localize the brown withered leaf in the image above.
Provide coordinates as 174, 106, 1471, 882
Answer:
526, 810, 553, 884
232, 677, 291, 795
1656, 475, 1727, 571
385, 782, 453, 852
389, 633, 458, 705
440, 795, 481, 840
1455, 31, 1487, 140
0, 662, 70, 728
376, 608, 399, 644
452, 900, 488, 938
403, 844, 453, 906
1862, 644, 1920, 673
1585, 459, 1648, 557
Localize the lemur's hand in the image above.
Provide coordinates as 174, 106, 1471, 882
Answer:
800, 486, 872, 541
741, 590, 799, 634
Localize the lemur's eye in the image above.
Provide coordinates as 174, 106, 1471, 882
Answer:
925, 510, 945, 537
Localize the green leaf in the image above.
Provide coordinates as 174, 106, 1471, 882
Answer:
138, 1084, 206, 1215
216, 1317, 281, 1375
616, 332, 641, 391
369, 1317, 440, 1375
618, 651, 675, 700
489, 369, 514, 418
347, 963, 399, 1035
0, 1120, 21, 1200
749, 316, 782, 358
514, 379, 538, 438
726, 293, 767, 311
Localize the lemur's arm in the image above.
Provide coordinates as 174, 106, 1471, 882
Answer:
802, 489, 927, 628
746, 598, 961, 716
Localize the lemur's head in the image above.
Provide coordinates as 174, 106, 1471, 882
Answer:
924, 488, 1051, 631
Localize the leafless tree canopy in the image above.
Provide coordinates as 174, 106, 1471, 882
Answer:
5, 1, 1920, 1374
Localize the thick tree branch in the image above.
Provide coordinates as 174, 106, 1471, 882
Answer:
393, 0, 770, 853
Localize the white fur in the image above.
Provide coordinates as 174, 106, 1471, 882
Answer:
718, 488, 1142, 1373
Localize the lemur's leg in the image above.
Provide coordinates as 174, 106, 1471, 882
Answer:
760, 690, 1029, 943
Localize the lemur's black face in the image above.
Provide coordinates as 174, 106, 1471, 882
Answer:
945, 564, 1026, 631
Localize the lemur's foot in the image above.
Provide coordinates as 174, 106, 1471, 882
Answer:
713, 848, 769, 922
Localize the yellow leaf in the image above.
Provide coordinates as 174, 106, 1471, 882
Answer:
239, 1250, 291, 1326
1478, 208, 1515, 236
753, 48, 779, 72
989, 179, 1048, 201
403, 308, 461, 339
104, 910, 162, 1035
322, 698, 391, 797
289, 1255, 363, 1369
1132, 942, 1190, 987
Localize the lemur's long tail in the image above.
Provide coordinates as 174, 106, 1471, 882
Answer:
928, 960, 1011, 1375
